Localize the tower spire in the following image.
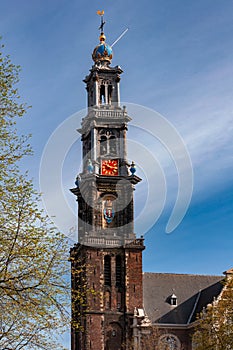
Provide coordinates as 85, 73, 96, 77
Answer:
92, 10, 113, 64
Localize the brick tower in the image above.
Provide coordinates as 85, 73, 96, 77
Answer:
70, 15, 145, 350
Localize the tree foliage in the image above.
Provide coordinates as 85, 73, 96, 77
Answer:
192, 274, 233, 350
0, 40, 70, 349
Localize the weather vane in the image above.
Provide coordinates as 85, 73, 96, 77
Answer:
97, 10, 105, 32
96, 10, 129, 47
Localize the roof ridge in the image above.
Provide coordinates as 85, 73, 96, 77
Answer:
187, 290, 201, 324
143, 272, 222, 277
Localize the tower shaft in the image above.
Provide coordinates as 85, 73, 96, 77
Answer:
70, 24, 145, 350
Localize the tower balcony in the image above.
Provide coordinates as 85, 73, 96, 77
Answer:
77, 232, 144, 249
78, 106, 131, 135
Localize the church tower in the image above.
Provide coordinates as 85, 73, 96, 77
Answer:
70, 14, 145, 350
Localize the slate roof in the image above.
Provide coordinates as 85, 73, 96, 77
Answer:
143, 272, 223, 325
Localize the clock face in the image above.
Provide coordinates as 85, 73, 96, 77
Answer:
101, 159, 119, 176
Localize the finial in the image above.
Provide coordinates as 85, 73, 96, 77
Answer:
130, 161, 136, 175
75, 175, 80, 187
99, 32, 106, 43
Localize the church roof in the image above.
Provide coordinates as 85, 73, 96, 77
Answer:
143, 272, 223, 325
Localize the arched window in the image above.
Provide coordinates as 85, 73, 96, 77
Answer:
100, 84, 105, 104
106, 323, 123, 350
116, 255, 122, 287
105, 290, 111, 309
117, 292, 122, 310
100, 135, 107, 155
104, 255, 111, 286
98, 129, 119, 157
108, 84, 112, 104
158, 334, 181, 350
109, 135, 116, 154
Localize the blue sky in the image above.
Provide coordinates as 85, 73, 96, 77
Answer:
1, 0, 233, 280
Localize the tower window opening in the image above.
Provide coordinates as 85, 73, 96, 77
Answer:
117, 292, 122, 310
109, 135, 116, 155
104, 255, 111, 286
99, 129, 119, 156
100, 135, 107, 155
100, 85, 105, 104
108, 84, 112, 104
116, 255, 122, 287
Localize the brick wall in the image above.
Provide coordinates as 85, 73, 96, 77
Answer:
70, 241, 145, 350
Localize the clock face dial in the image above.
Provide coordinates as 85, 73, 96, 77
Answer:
101, 159, 119, 176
